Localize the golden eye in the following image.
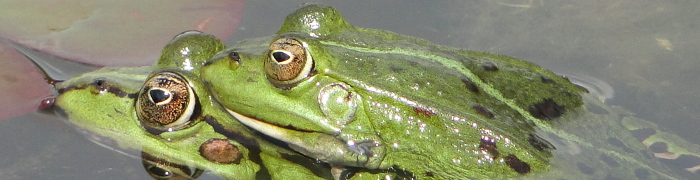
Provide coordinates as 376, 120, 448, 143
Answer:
136, 71, 196, 130
264, 37, 314, 87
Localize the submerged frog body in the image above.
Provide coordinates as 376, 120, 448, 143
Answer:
53, 31, 404, 180
201, 4, 700, 179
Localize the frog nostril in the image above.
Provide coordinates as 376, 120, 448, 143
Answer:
228, 52, 241, 62
93, 79, 106, 88
272, 51, 291, 63
149, 88, 171, 104
91, 78, 110, 93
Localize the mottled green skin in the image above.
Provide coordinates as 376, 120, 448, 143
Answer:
201, 4, 699, 179
54, 32, 403, 180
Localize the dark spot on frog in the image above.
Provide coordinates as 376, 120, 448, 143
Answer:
425, 171, 434, 177
480, 62, 498, 71
528, 98, 565, 120
199, 138, 242, 164
461, 78, 479, 93
204, 115, 270, 176
607, 138, 635, 153
540, 75, 555, 84
504, 154, 530, 174
648, 142, 668, 153
576, 162, 595, 175
634, 169, 651, 180
479, 138, 500, 158
389, 64, 404, 73
527, 134, 555, 153
630, 128, 656, 142
472, 105, 494, 119
413, 106, 436, 117
599, 154, 620, 167
663, 154, 700, 169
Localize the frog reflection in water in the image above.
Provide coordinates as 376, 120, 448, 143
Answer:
53, 31, 402, 179
201, 4, 700, 179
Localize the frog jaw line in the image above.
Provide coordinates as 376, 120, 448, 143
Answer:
225, 108, 293, 143
225, 108, 386, 169
224, 108, 336, 157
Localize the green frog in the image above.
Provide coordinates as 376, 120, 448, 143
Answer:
53, 31, 406, 180
201, 4, 700, 179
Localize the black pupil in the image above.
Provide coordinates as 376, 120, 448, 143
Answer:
149, 89, 170, 103
272, 51, 290, 62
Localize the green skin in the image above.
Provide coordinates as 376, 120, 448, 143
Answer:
54, 31, 404, 180
201, 4, 700, 179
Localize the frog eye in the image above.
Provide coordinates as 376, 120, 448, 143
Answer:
136, 71, 197, 130
264, 37, 314, 87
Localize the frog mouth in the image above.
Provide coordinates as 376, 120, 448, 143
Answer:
225, 108, 301, 143
224, 108, 330, 157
